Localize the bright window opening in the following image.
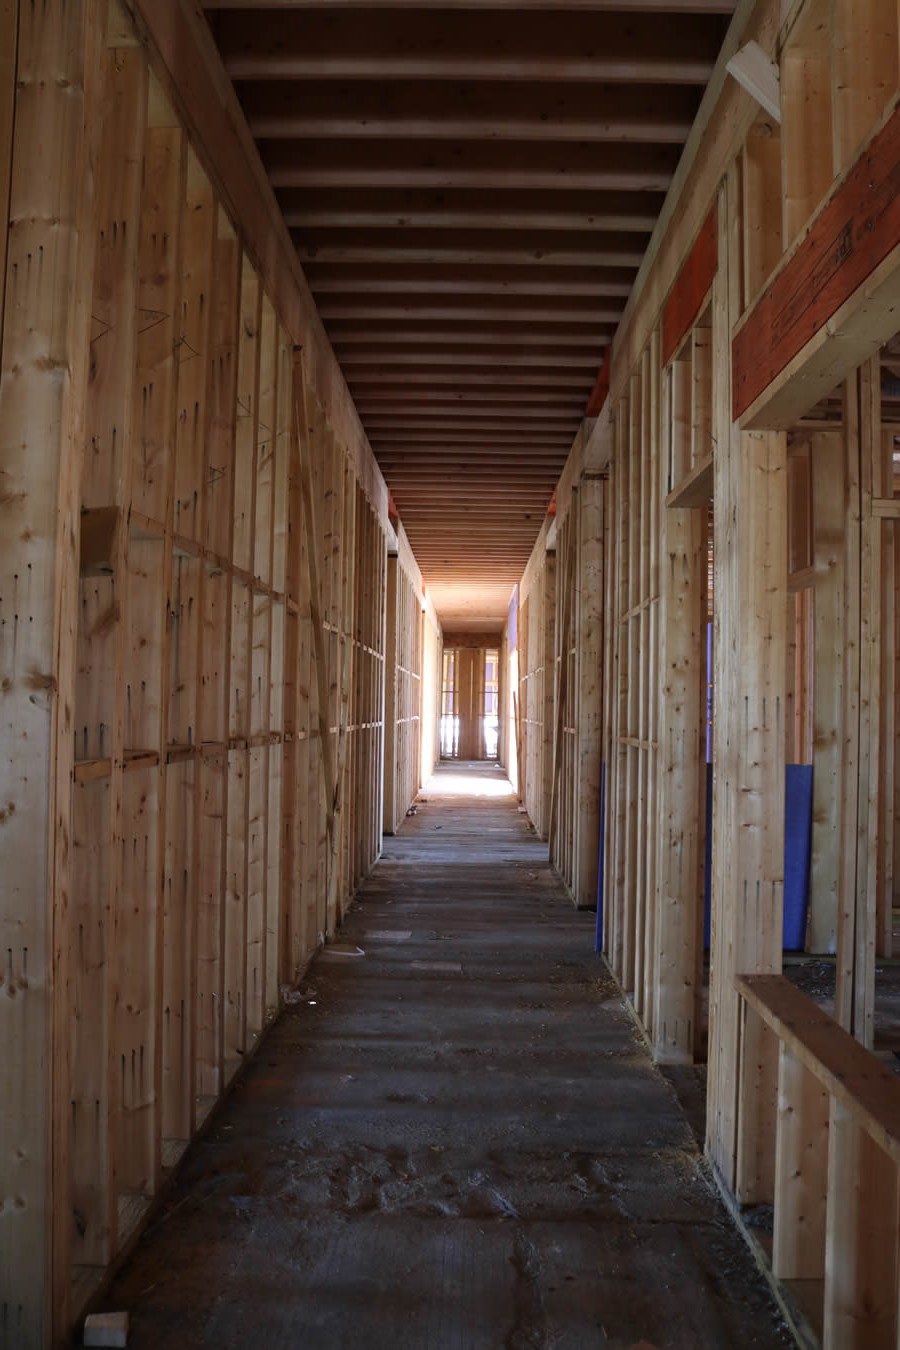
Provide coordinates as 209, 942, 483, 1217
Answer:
483, 648, 499, 760
440, 648, 459, 759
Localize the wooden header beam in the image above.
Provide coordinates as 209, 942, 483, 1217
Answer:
661, 203, 717, 364
733, 97, 900, 424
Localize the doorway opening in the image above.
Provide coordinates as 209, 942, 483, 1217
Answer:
440, 644, 502, 761
440, 648, 459, 759
483, 647, 499, 760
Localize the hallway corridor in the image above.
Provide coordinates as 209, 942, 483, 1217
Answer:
103, 767, 787, 1349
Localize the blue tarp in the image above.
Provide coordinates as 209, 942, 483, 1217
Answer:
783, 764, 814, 950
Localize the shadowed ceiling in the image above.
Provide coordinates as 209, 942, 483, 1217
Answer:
202, 0, 733, 629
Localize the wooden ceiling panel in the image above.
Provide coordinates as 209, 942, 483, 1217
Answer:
203, 1, 733, 626
292, 228, 650, 268
263, 140, 681, 191
237, 80, 702, 144
280, 189, 665, 233
306, 263, 637, 297
214, 10, 727, 83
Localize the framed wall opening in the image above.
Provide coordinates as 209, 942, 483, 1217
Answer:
439, 642, 502, 761
440, 648, 459, 759
483, 647, 500, 760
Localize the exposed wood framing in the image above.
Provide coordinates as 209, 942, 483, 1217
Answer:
0, 1, 108, 1340
122, 0, 389, 518
708, 169, 786, 1203
511, 5, 900, 1337
0, 4, 423, 1341
519, 421, 605, 907
735, 97, 900, 427
383, 541, 432, 834
653, 314, 709, 1064
517, 519, 557, 840
739, 973, 900, 1348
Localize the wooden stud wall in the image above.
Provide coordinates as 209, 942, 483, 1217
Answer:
1, 2, 106, 1341
599, 274, 715, 1073
510, 0, 900, 1334
514, 0, 900, 1313
383, 552, 427, 835
549, 510, 577, 893
653, 308, 711, 1065
420, 602, 442, 785
608, 0, 900, 1289
500, 626, 513, 782
722, 351, 900, 1350
0, 4, 400, 1341
603, 341, 663, 1024
517, 431, 605, 909
517, 538, 556, 840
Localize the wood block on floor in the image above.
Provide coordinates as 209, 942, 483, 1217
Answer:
84, 1310, 129, 1347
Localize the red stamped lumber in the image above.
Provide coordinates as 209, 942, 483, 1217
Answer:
733, 102, 900, 420
662, 205, 718, 367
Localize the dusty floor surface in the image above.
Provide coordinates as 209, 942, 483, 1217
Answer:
100, 763, 789, 1349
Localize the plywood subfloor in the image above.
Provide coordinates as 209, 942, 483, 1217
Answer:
99, 763, 789, 1348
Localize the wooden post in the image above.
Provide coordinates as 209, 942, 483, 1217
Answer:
622, 386, 640, 992
541, 552, 556, 840
741, 114, 782, 306
654, 491, 705, 1063
294, 360, 336, 822
0, 1, 105, 1340
771, 1045, 829, 1281
846, 354, 889, 1046
808, 429, 850, 955
383, 553, 399, 833
780, 4, 834, 249
549, 528, 577, 867
0, 0, 16, 362
86, 35, 151, 1244
575, 476, 604, 910
831, 0, 899, 173
374, 521, 388, 862
823, 1101, 899, 1349
707, 173, 786, 1201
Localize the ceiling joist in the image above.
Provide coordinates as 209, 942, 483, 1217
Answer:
216, 10, 724, 84
203, 0, 733, 626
